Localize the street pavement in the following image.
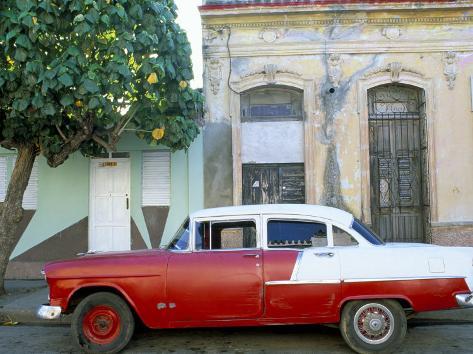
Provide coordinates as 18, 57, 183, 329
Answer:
0, 322, 473, 353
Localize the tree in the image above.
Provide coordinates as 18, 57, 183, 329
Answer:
0, 0, 202, 294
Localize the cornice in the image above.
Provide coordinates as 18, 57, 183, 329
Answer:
203, 15, 473, 29
203, 39, 473, 58
200, 1, 473, 17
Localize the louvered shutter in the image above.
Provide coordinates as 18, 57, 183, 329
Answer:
0, 157, 7, 202
9, 156, 39, 210
142, 151, 171, 206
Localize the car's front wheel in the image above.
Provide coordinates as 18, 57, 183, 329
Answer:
340, 299, 407, 353
71, 292, 135, 354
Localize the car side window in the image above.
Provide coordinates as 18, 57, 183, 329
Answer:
195, 220, 257, 250
267, 220, 327, 248
333, 225, 359, 247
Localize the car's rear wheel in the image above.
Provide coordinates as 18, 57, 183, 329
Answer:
340, 299, 406, 353
72, 292, 135, 354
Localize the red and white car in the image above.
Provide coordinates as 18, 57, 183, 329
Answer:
38, 204, 473, 353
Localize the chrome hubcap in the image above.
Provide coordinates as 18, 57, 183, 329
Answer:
354, 303, 395, 345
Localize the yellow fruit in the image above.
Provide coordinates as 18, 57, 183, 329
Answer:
75, 100, 83, 108
152, 128, 165, 140
32, 17, 37, 25
179, 80, 188, 89
147, 72, 158, 84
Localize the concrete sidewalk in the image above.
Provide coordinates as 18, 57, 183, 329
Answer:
1, 280, 473, 326
0, 280, 71, 325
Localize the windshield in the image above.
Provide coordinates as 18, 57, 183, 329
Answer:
352, 219, 385, 245
165, 218, 190, 250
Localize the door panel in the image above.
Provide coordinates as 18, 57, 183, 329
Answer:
166, 250, 264, 322
242, 163, 305, 205
90, 159, 130, 251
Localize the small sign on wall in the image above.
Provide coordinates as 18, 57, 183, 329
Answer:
100, 161, 118, 167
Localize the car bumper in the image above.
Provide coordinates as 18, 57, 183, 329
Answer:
456, 293, 473, 307
37, 305, 62, 320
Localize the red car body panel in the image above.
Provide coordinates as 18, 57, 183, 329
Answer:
44, 248, 470, 329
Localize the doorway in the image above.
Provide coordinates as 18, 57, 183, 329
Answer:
89, 158, 131, 251
368, 84, 430, 242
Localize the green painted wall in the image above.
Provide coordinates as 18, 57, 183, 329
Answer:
11, 153, 90, 258
1, 132, 204, 258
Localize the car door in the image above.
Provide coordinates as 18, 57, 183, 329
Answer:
166, 215, 264, 323
262, 215, 341, 321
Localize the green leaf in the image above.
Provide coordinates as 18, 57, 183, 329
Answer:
60, 95, 74, 106
100, 14, 110, 26
85, 8, 100, 24
66, 46, 81, 57
21, 15, 34, 28
73, 14, 85, 23
13, 98, 29, 112
16, 0, 33, 12
14, 48, 27, 62
83, 79, 99, 93
74, 22, 91, 35
58, 73, 73, 87
6, 28, 20, 42
130, 4, 143, 19
88, 97, 100, 109
42, 103, 55, 116
32, 95, 44, 108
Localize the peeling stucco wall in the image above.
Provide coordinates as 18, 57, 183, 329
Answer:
200, 3, 473, 243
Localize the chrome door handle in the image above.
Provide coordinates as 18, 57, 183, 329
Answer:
243, 253, 260, 258
314, 252, 334, 257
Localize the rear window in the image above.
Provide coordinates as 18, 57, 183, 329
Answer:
352, 219, 384, 245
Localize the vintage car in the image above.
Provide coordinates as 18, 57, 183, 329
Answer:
38, 204, 473, 353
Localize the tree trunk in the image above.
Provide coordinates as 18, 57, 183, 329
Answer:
0, 145, 36, 295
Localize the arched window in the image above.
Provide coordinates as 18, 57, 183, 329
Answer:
240, 87, 303, 122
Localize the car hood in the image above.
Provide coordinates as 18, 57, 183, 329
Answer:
44, 249, 169, 279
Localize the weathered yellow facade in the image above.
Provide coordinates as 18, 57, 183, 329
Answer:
200, 1, 473, 245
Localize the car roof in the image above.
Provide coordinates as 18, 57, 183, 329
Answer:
190, 204, 354, 227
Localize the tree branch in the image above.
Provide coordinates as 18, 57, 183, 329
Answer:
92, 134, 115, 152
46, 114, 94, 168
55, 124, 68, 142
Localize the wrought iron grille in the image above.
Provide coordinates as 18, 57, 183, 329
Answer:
368, 84, 430, 243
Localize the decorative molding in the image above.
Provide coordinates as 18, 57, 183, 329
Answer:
203, 27, 228, 44
327, 53, 343, 88
241, 64, 302, 82
203, 16, 473, 30
382, 27, 402, 40
364, 62, 424, 82
206, 58, 223, 95
259, 28, 285, 43
443, 51, 457, 90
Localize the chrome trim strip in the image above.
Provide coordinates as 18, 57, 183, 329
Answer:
343, 276, 465, 283
266, 280, 341, 286
290, 251, 303, 281
37, 305, 62, 320
456, 293, 473, 307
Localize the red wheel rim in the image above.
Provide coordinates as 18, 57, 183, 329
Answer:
82, 305, 121, 345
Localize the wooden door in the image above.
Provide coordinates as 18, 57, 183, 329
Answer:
242, 164, 305, 205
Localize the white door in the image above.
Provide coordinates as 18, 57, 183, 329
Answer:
89, 158, 131, 251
